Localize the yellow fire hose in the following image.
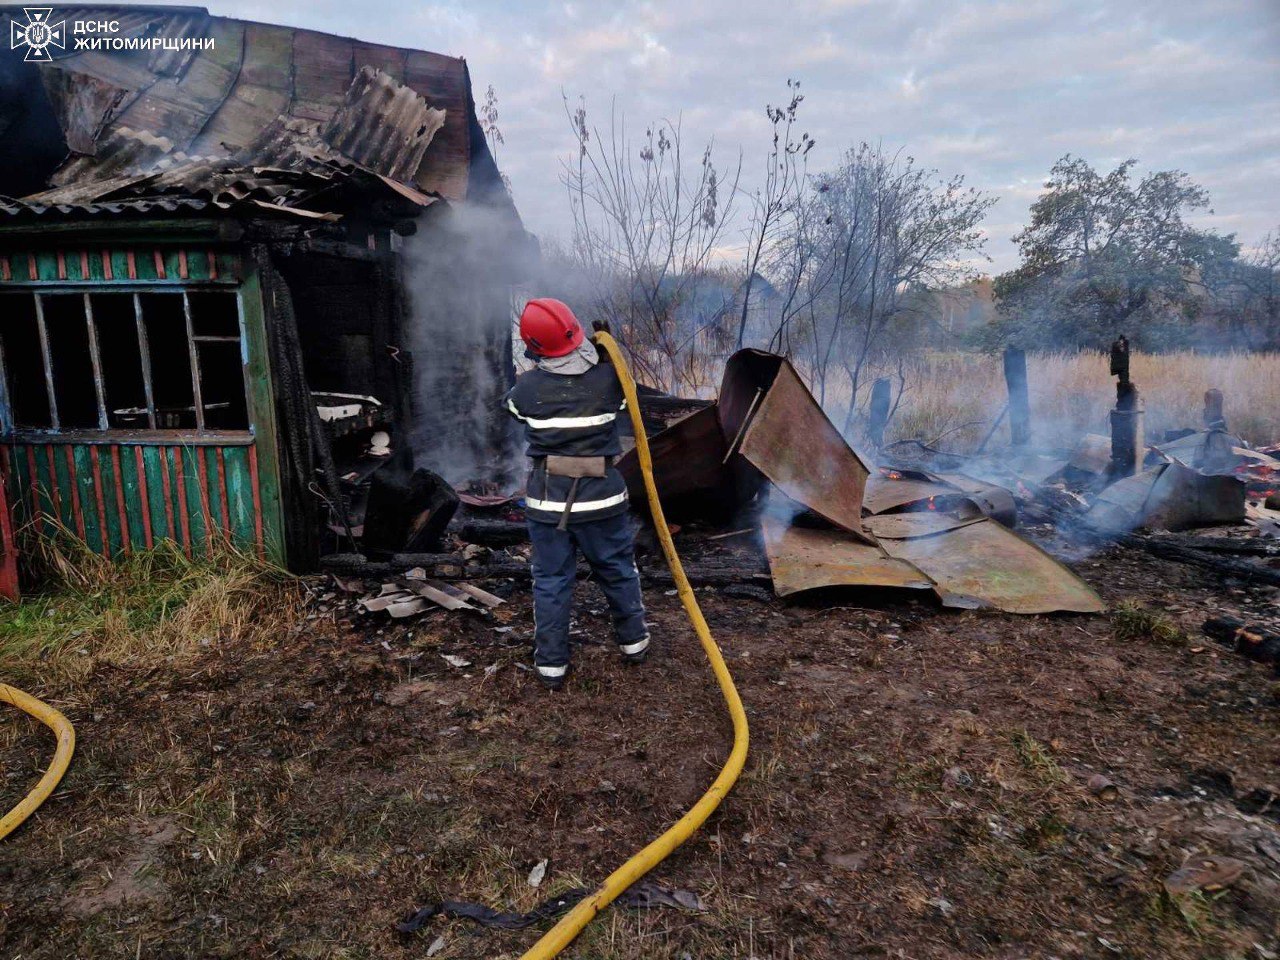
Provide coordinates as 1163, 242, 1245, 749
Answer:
0, 683, 75, 842
519, 332, 750, 958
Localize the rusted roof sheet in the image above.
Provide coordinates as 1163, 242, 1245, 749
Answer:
864, 510, 984, 539
761, 516, 934, 597
879, 519, 1105, 614
862, 476, 961, 514
738, 361, 873, 542
4, 6, 502, 217
619, 405, 729, 508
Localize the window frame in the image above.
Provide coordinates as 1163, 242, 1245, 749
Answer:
0, 284, 254, 444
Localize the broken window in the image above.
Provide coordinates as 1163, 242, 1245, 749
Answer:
0, 289, 249, 435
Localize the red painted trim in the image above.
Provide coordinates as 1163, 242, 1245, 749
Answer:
172, 447, 191, 557
153, 250, 166, 280
158, 444, 174, 542
0, 448, 18, 601
207, 251, 218, 280
101, 250, 113, 280
214, 448, 231, 537
79, 251, 90, 280
63, 445, 86, 542
111, 446, 131, 556
56, 250, 66, 280
90, 446, 110, 557
178, 250, 189, 279
43, 446, 62, 529
195, 446, 214, 554
127, 250, 137, 280
27, 254, 38, 281
24, 445, 41, 532
248, 445, 264, 559
134, 446, 153, 549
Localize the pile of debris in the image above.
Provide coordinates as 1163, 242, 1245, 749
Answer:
321, 347, 1280, 627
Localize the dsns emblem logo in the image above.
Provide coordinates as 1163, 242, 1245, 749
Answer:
10, 7, 66, 61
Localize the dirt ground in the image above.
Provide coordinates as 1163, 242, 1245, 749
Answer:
2, 535, 1279, 959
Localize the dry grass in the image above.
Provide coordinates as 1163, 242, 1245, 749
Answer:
0, 524, 299, 687
848, 351, 1280, 452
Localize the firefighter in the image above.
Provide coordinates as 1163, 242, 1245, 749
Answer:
505, 298, 650, 690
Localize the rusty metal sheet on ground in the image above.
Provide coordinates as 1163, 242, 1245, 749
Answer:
739, 363, 872, 541
865, 511, 985, 539
862, 476, 962, 515
761, 517, 933, 597
880, 519, 1105, 614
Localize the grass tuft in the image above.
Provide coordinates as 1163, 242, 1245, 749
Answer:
0, 523, 298, 686
1112, 601, 1185, 647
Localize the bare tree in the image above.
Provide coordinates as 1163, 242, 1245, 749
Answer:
775, 143, 994, 430
735, 79, 814, 350
561, 95, 742, 392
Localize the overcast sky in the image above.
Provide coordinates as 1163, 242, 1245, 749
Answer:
151, 0, 1278, 272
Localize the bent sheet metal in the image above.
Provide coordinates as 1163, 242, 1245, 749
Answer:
761, 516, 933, 596
737, 362, 873, 542
879, 519, 1105, 614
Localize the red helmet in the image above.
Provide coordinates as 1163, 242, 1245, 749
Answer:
519, 298, 584, 358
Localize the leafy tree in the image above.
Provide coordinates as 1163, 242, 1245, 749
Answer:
991, 156, 1237, 349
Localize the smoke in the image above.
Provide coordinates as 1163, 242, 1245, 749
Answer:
399, 201, 539, 488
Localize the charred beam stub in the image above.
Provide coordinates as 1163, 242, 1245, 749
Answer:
1109, 336, 1143, 479
1002, 348, 1030, 448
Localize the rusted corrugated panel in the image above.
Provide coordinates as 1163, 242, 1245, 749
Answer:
761, 515, 933, 597
738, 361, 873, 542
880, 519, 1105, 614
321, 66, 446, 182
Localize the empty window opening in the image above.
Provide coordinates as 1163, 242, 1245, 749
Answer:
43, 294, 99, 429
0, 293, 51, 429
141, 293, 195, 429
0, 289, 249, 435
91, 293, 148, 429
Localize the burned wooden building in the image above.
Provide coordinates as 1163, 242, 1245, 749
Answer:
0, 6, 528, 578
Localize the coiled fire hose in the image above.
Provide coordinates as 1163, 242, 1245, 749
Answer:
518, 332, 751, 959
0, 683, 75, 842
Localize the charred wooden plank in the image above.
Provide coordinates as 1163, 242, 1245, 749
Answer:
1119, 534, 1280, 587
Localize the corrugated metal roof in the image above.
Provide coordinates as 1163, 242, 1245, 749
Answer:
1, 6, 516, 224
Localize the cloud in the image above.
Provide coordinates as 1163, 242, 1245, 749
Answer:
185, 0, 1279, 271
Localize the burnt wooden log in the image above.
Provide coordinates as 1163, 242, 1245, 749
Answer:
1118, 534, 1280, 587
1203, 616, 1280, 666
1164, 535, 1280, 558
321, 552, 768, 589
456, 519, 529, 546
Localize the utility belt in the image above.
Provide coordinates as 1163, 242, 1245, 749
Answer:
533, 455, 617, 530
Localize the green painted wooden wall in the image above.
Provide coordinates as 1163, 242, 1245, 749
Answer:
0, 240, 286, 565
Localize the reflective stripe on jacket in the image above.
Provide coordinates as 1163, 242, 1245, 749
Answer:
504, 353, 630, 525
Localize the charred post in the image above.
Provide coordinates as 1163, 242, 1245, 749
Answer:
867, 377, 892, 449
1002, 347, 1030, 447
1109, 336, 1143, 479
1203, 388, 1226, 431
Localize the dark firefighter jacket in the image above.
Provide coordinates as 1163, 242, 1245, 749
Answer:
504, 353, 630, 525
